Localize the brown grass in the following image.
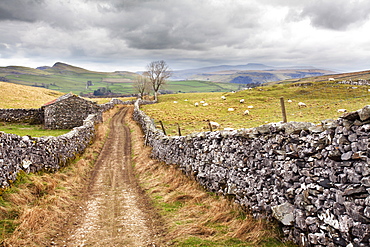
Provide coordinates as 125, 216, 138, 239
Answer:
0, 81, 64, 109
0, 106, 120, 246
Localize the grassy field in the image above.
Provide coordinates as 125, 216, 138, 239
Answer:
0, 123, 70, 137
165, 80, 240, 93
0, 81, 64, 109
142, 81, 370, 136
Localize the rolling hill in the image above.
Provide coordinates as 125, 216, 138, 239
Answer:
170, 63, 335, 84
0, 62, 138, 96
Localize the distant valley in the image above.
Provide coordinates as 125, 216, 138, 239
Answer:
170, 63, 335, 85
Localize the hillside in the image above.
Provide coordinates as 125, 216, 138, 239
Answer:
0, 62, 138, 96
0, 81, 64, 108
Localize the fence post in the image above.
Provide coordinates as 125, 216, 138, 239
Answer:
159, 120, 167, 136
177, 123, 182, 136
208, 120, 213, 132
280, 97, 287, 123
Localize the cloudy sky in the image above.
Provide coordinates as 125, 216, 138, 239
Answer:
0, 0, 370, 72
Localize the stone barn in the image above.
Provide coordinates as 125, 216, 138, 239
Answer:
43, 93, 101, 129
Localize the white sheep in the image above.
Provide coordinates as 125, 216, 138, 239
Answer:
228, 108, 235, 112
239, 99, 245, 103
337, 109, 347, 113
173, 101, 178, 103
298, 102, 307, 108
243, 110, 250, 115
209, 121, 220, 129
203, 103, 209, 106
194, 102, 199, 107
221, 96, 226, 100
287, 99, 293, 103
328, 78, 335, 81
200, 100, 205, 104
247, 105, 254, 109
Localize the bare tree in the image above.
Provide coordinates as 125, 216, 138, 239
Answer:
133, 75, 150, 99
144, 60, 172, 102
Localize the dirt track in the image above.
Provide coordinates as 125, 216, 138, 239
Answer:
62, 107, 161, 246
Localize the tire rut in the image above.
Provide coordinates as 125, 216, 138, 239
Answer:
64, 107, 158, 247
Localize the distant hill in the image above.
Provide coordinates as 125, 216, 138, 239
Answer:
268, 69, 370, 85
0, 62, 138, 96
171, 63, 335, 84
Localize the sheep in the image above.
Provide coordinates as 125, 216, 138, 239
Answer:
200, 100, 205, 104
287, 99, 293, 103
337, 109, 347, 113
328, 78, 335, 81
221, 96, 226, 100
247, 105, 254, 109
203, 103, 209, 106
298, 102, 307, 108
194, 102, 199, 107
239, 99, 245, 103
209, 121, 220, 129
243, 110, 250, 115
184, 99, 188, 101
173, 101, 178, 103
228, 108, 235, 112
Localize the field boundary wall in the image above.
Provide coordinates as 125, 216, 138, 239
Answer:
133, 99, 370, 247
0, 98, 157, 189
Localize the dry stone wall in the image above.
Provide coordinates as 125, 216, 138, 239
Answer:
0, 98, 154, 190
133, 99, 370, 247
0, 113, 101, 188
0, 108, 44, 124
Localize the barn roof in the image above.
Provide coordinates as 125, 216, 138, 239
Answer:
43, 93, 91, 107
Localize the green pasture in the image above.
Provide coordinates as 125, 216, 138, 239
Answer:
142, 81, 370, 136
165, 80, 240, 93
0, 123, 70, 137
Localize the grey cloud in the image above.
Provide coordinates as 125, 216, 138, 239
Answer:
300, 0, 370, 30
0, 0, 45, 22
98, 0, 262, 51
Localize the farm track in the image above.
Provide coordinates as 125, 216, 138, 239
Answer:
58, 106, 161, 246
